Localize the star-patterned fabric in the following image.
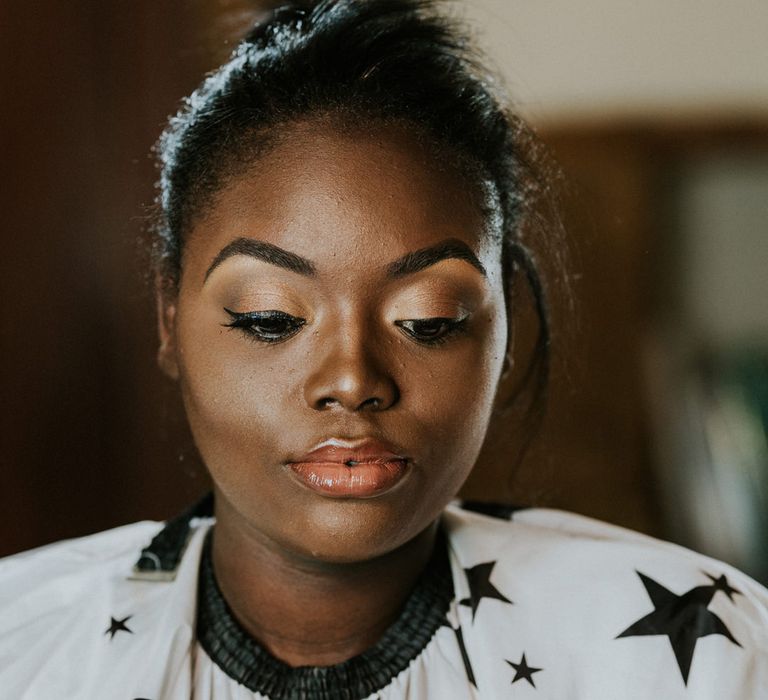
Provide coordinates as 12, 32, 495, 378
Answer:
1, 503, 767, 698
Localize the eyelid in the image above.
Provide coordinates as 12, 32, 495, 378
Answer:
223, 307, 296, 316
387, 287, 476, 320
389, 276, 483, 305
222, 290, 306, 313
397, 311, 470, 323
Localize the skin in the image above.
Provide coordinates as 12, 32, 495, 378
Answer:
157, 121, 510, 665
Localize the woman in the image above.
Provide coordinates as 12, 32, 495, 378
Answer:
1, 1, 766, 698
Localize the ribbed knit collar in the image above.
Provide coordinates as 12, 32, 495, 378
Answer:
196, 528, 454, 700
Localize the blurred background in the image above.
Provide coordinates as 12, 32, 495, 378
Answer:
1, 0, 767, 581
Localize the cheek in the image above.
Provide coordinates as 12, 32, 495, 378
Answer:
404, 317, 507, 460
175, 310, 302, 468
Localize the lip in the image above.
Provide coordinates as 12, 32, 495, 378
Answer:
287, 438, 410, 498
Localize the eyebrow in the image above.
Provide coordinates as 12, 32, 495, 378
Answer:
386, 238, 486, 278
204, 236, 485, 282
204, 238, 316, 281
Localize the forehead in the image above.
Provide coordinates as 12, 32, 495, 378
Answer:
184, 121, 499, 280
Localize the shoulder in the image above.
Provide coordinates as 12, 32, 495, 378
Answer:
444, 501, 768, 608
447, 500, 754, 565
0, 521, 163, 637
0, 518, 209, 696
443, 502, 768, 695
0, 520, 163, 585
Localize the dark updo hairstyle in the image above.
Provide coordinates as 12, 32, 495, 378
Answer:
154, 0, 558, 448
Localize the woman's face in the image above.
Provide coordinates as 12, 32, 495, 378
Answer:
159, 123, 508, 563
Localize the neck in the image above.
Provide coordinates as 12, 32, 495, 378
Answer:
211, 499, 439, 667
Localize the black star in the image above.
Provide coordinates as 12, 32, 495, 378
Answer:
705, 572, 742, 602
459, 561, 512, 620
507, 653, 543, 687
105, 615, 133, 640
617, 571, 741, 685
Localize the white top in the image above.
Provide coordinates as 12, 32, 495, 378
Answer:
1, 503, 767, 699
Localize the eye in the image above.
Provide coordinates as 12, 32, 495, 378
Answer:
222, 308, 306, 344
395, 316, 469, 346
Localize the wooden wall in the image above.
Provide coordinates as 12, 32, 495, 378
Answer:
0, 1, 214, 556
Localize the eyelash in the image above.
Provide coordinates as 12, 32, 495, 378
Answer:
223, 308, 306, 344
222, 308, 469, 346
394, 317, 469, 346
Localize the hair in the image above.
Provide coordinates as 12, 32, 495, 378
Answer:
153, 0, 562, 463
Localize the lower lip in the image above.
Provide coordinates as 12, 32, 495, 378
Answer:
288, 460, 409, 498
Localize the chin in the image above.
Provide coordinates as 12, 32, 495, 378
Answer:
287, 496, 430, 565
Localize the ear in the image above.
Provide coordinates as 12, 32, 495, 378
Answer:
155, 275, 180, 380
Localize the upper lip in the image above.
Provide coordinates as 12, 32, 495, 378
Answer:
289, 437, 408, 465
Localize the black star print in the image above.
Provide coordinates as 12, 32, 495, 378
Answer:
105, 615, 133, 640
441, 618, 477, 688
507, 653, 543, 688
459, 561, 512, 620
706, 572, 742, 602
617, 571, 742, 685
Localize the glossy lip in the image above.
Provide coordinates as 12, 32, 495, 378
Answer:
287, 438, 411, 499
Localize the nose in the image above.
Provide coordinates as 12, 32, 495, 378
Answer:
303, 327, 399, 413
